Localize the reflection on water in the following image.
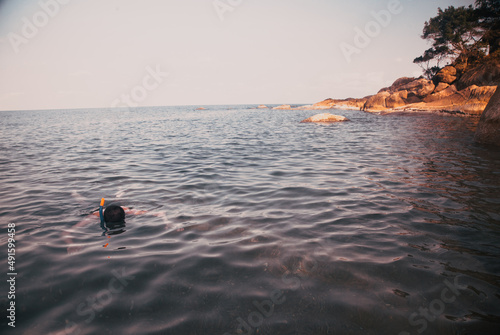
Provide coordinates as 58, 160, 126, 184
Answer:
0, 106, 499, 334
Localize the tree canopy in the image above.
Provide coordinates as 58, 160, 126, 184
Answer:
414, 0, 500, 79
475, 0, 500, 53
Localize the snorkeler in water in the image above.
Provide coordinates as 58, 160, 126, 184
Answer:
69, 199, 146, 229
62, 198, 157, 254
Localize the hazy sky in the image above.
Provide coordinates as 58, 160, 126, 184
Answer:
0, 0, 474, 111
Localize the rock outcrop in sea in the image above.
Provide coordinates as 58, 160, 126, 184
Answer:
273, 104, 291, 110
300, 113, 349, 123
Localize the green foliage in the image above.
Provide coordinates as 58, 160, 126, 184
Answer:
424, 6, 482, 65
475, 0, 500, 53
414, 1, 500, 78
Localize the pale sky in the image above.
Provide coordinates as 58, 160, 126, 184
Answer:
0, 0, 474, 111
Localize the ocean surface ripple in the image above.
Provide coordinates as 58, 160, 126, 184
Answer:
1, 106, 500, 334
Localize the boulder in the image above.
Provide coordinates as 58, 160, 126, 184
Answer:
434, 82, 450, 93
423, 85, 457, 103
417, 81, 436, 97
379, 77, 416, 93
386, 90, 408, 108
363, 91, 391, 111
300, 113, 350, 123
196, 107, 206, 110
273, 104, 291, 110
399, 78, 435, 98
312, 97, 368, 110
434, 66, 457, 84
474, 86, 500, 146
258, 105, 268, 109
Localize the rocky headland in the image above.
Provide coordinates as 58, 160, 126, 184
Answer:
308, 57, 500, 116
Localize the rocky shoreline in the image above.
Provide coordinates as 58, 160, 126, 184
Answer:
272, 58, 500, 117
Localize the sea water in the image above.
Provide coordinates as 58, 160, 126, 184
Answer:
1, 106, 499, 334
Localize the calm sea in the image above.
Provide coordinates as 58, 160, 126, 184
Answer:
1, 106, 500, 335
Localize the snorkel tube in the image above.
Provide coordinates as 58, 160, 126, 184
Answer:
99, 198, 107, 231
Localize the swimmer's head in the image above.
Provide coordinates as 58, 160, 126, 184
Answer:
103, 205, 125, 228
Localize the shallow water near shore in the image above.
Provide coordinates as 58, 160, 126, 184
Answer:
1, 106, 500, 334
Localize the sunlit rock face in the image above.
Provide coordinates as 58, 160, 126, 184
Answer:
273, 104, 291, 110
360, 75, 496, 115
363, 91, 391, 111
362, 78, 436, 112
310, 58, 498, 116
435, 66, 457, 84
423, 85, 457, 103
311, 98, 367, 110
300, 113, 350, 123
475, 87, 500, 146
409, 85, 497, 115
385, 90, 408, 108
456, 58, 500, 90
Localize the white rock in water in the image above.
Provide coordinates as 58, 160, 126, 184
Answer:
300, 113, 350, 123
